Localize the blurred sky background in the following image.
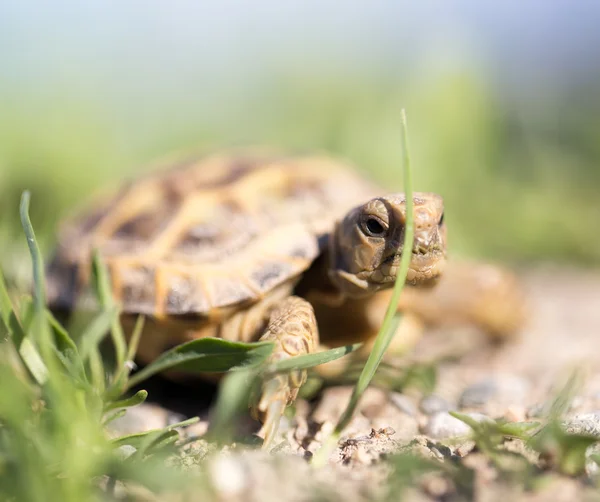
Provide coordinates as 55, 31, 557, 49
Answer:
1, 0, 599, 279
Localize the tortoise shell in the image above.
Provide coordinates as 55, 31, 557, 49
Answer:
47, 151, 382, 318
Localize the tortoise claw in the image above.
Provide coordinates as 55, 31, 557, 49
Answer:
252, 296, 319, 447
254, 377, 288, 449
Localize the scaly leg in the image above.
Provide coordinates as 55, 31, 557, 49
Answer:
250, 296, 319, 447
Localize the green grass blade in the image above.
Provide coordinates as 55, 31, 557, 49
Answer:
17, 192, 52, 383
111, 417, 200, 449
104, 389, 148, 413
92, 251, 127, 372
0, 269, 28, 348
0, 269, 14, 330
106, 315, 146, 399
77, 307, 118, 362
19, 192, 46, 313
46, 310, 87, 381
314, 109, 415, 465
88, 345, 106, 392
17, 338, 48, 384
206, 369, 259, 444
46, 310, 78, 354
496, 421, 541, 439
125, 338, 274, 390
125, 315, 145, 364
102, 409, 127, 426
267, 343, 362, 373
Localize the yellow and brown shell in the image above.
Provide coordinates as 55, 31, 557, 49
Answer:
47, 151, 380, 318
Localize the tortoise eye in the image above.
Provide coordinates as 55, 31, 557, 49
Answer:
361, 217, 387, 237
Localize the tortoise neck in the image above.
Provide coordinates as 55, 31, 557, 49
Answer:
294, 248, 344, 303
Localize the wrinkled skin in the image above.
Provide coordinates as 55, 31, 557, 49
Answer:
328, 193, 446, 297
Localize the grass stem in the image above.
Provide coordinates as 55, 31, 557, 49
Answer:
312, 109, 415, 466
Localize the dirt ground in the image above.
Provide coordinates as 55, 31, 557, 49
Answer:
112, 265, 600, 501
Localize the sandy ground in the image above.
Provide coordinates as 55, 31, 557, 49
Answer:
111, 265, 600, 501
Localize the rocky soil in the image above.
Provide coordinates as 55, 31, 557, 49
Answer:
110, 265, 600, 501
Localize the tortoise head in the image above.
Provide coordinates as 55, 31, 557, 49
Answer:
328, 192, 447, 297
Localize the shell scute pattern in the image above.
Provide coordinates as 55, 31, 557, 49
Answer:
48, 152, 379, 318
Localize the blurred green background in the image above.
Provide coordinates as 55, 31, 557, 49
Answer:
1, 1, 600, 285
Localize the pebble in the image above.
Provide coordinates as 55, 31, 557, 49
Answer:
209, 455, 248, 497
420, 395, 452, 415
586, 443, 600, 478
422, 411, 493, 439
107, 403, 173, 436
526, 402, 546, 419
183, 420, 210, 439
503, 405, 527, 423
563, 412, 600, 438
390, 393, 417, 416
458, 375, 529, 410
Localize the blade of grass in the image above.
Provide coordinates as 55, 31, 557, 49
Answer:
19, 192, 46, 312
106, 315, 145, 399
19, 192, 52, 382
0, 269, 13, 330
313, 109, 415, 465
125, 315, 145, 364
103, 409, 127, 426
267, 343, 362, 373
88, 345, 106, 393
47, 310, 87, 381
0, 268, 27, 348
206, 369, 259, 444
125, 338, 274, 390
77, 307, 118, 362
104, 389, 148, 413
92, 252, 127, 374
47, 310, 78, 355
111, 417, 200, 450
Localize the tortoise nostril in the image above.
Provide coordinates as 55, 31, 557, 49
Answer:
412, 244, 428, 255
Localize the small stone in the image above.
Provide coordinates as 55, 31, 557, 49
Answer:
504, 405, 526, 423
184, 420, 209, 439
569, 396, 585, 412
459, 380, 496, 409
458, 375, 529, 410
420, 395, 452, 415
107, 403, 172, 437
586, 443, 600, 477
422, 412, 492, 439
390, 393, 417, 416
209, 455, 248, 497
351, 446, 373, 465
563, 412, 600, 437
166, 411, 186, 426
455, 440, 476, 457
526, 403, 546, 419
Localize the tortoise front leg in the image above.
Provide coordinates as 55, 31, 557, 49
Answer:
250, 296, 319, 448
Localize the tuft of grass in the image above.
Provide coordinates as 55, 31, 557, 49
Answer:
0, 188, 378, 501
448, 370, 600, 480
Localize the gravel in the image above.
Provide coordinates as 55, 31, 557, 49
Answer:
458, 375, 530, 410
419, 395, 452, 415
422, 411, 493, 439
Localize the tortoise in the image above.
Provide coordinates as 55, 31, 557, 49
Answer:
47, 150, 524, 444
